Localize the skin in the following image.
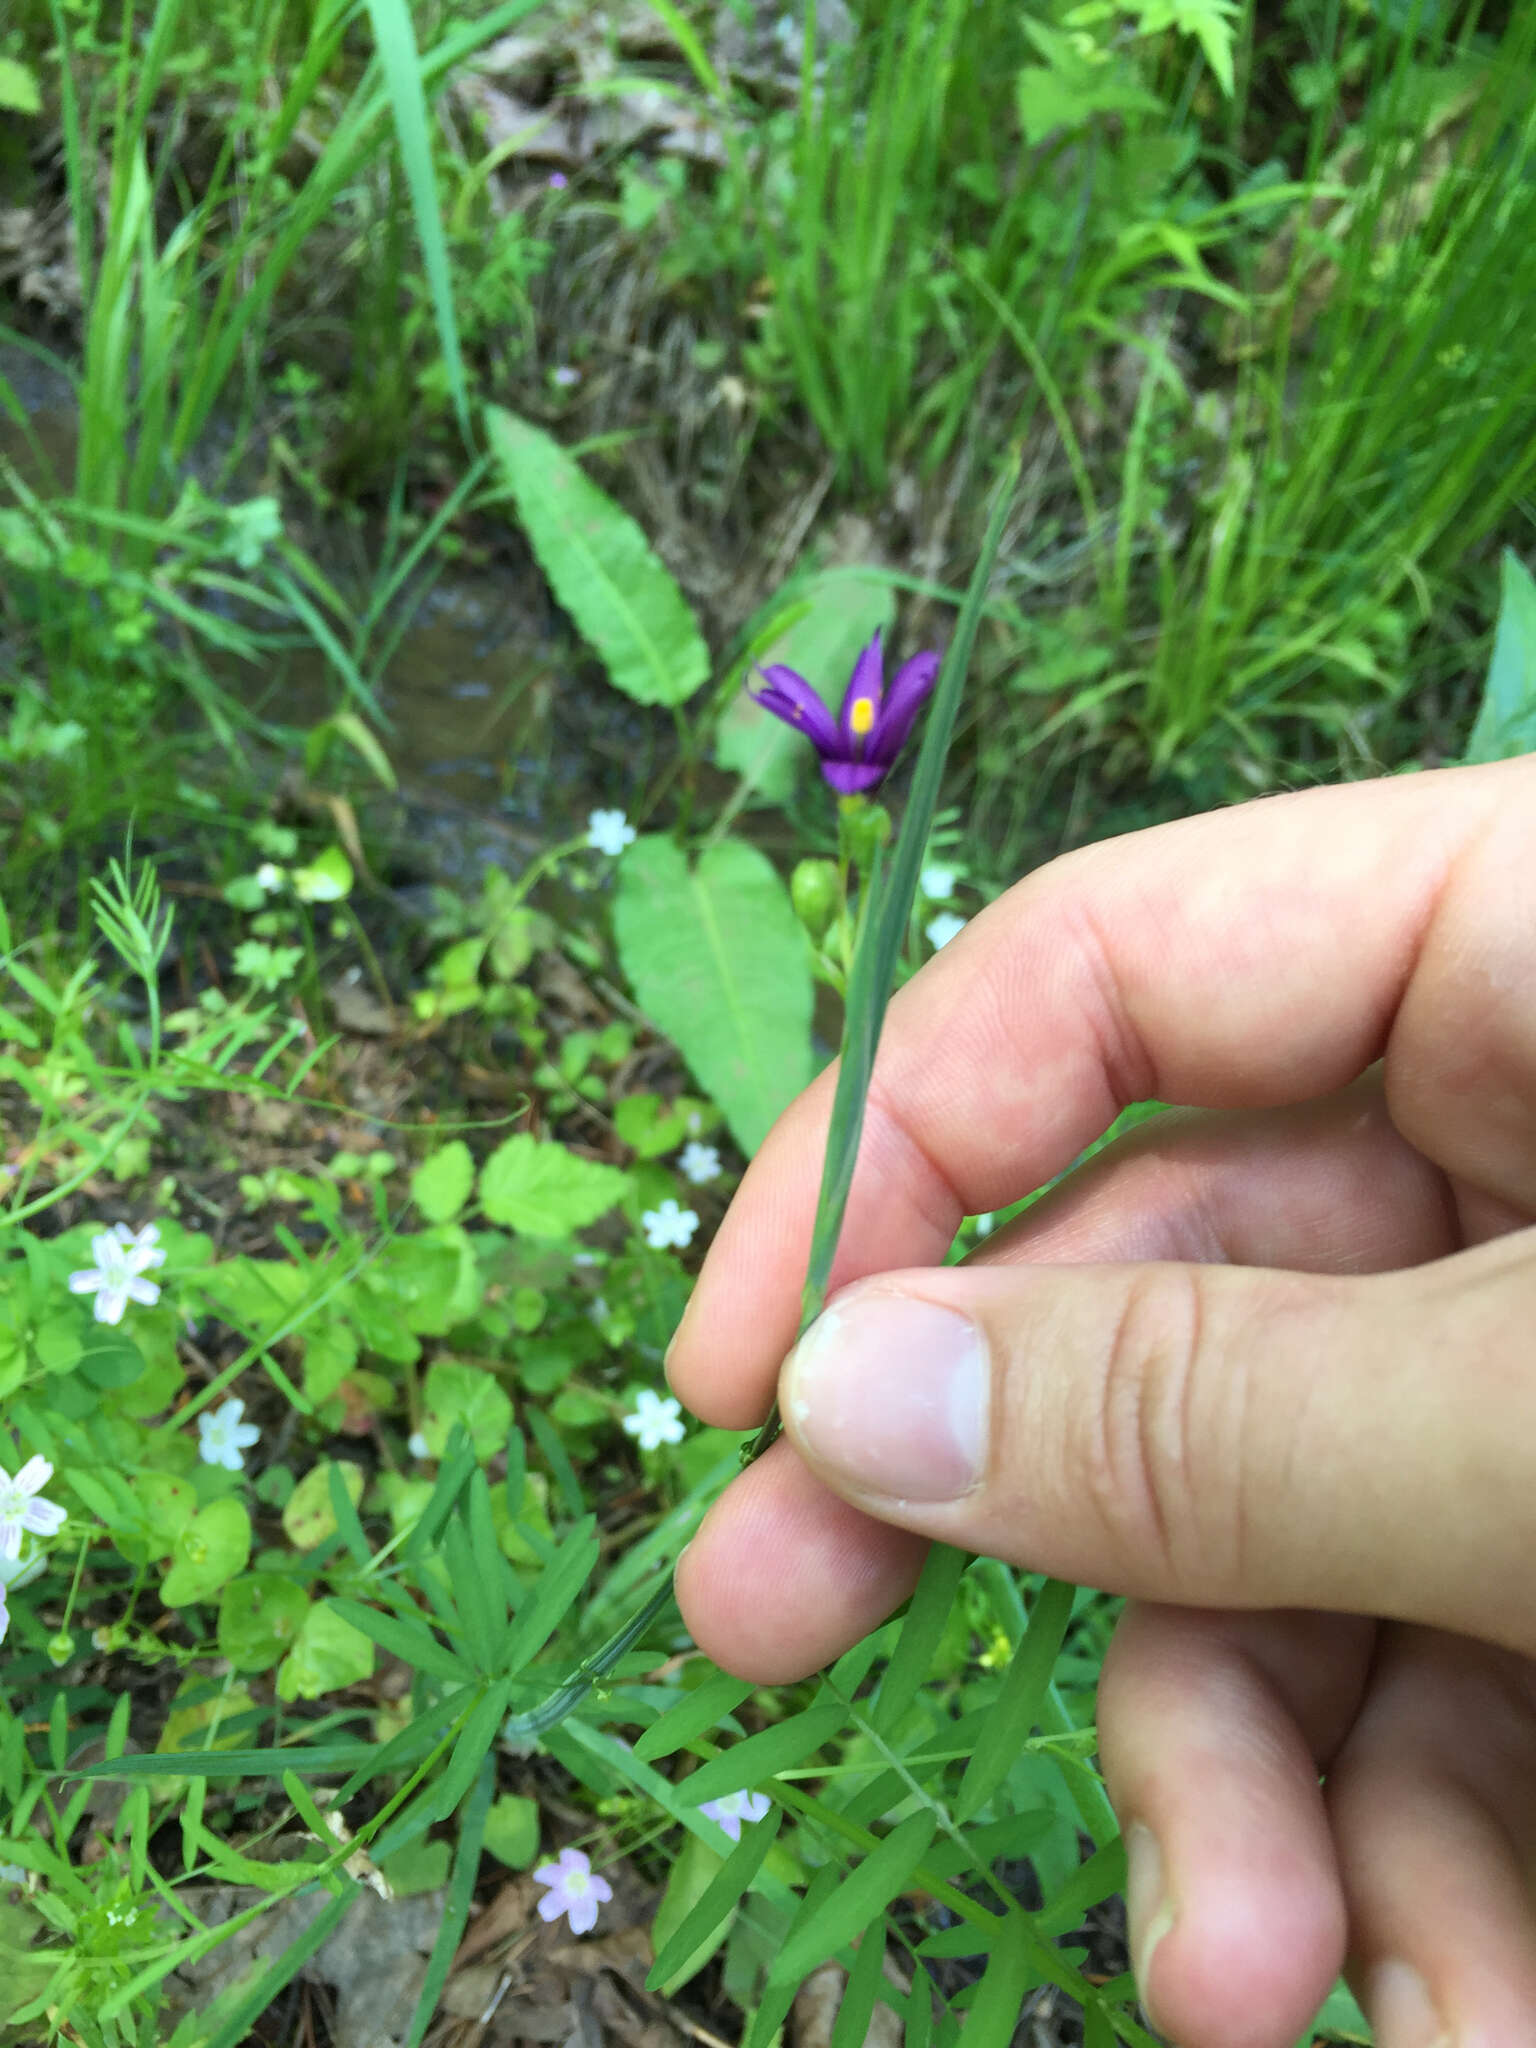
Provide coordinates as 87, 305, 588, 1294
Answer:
666, 758, 1536, 2048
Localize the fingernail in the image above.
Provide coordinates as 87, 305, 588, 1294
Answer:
1125, 1824, 1176, 2035
1366, 1961, 1451, 2048
780, 1289, 988, 1502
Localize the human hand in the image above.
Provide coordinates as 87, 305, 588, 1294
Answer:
667, 759, 1536, 2048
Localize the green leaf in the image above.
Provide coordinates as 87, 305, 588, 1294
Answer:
959, 1907, 1036, 2046
485, 406, 709, 706
483, 1792, 540, 1868
648, 1806, 782, 1994
683, 1701, 847, 1807
1463, 548, 1536, 763
411, 1139, 476, 1223
0, 58, 41, 114
328, 1598, 470, 1687
634, 1669, 755, 1761
1308, 1978, 1373, 2043
716, 572, 895, 806
650, 1830, 728, 1992
614, 836, 814, 1156
290, 845, 354, 903
955, 1578, 1075, 1824
160, 1498, 252, 1607
281, 1459, 366, 1551
275, 1600, 376, 1702
829, 1899, 890, 2048
217, 1575, 309, 1672
767, 1813, 937, 1988
501, 1515, 600, 1674
478, 1133, 630, 1237
421, 1360, 513, 1461
873, 1545, 968, 1736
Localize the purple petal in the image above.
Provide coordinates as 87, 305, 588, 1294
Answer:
837, 630, 886, 749
821, 759, 888, 795
869, 650, 939, 765
536, 1890, 567, 1922
590, 1875, 614, 1904
568, 1894, 599, 1935
751, 667, 841, 754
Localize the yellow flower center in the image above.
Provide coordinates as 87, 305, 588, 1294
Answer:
849, 697, 875, 736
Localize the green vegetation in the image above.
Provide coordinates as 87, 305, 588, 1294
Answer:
1, 0, 1534, 2040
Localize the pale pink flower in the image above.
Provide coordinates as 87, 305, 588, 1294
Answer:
534, 1846, 612, 1934
699, 1789, 771, 1842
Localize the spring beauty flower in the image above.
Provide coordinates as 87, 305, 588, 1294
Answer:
700, 1789, 772, 1842
622, 1389, 686, 1451
677, 1140, 722, 1185
534, 1847, 612, 1934
587, 809, 635, 856
926, 911, 966, 951
197, 1398, 261, 1472
642, 1198, 698, 1250
752, 630, 939, 795
68, 1222, 165, 1325
0, 1458, 66, 1560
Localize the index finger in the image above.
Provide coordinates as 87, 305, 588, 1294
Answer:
667, 759, 1527, 1427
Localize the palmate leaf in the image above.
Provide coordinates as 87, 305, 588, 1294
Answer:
485, 405, 709, 706
614, 835, 814, 1156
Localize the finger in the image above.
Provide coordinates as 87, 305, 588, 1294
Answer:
773, 1227, 1536, 1650
679, 1081, 1460, 1684
1329, 1626, 1536, 2043
674, 1439, 927, 1683
669, 759, 1536, 1429
1099, 1604, 1374, 2048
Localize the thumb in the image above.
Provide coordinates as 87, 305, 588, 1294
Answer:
777, 1234, 1536, 1651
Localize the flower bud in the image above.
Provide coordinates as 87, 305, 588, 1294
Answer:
790, 859, 841, 940
838, 798, 892, 870
46, 1631, 75, 1668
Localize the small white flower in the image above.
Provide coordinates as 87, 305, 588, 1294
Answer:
699, 1789, 772, 1842
254, 862, 285, 893
533, 1847, 612, 1935
920, 864, 958, 901
677, 1140, 721, 1186
925, 912, 967, 951
642, 1198, 698, 1251
552, 364, 582, 388
0, 1457, 66, 1561
408, 1431, 431, 1461
68, 1224, 164, 1325
0, 1860, 25, 1883
586, 809, 636, 857
197, 1398, 261, 1472
571, 1251, 602, 1268
622, 1389, 686, 1452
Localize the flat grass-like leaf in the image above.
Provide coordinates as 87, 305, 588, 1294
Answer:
959, 1908, 1035, 2048
485, 405, 708, 706
1463, 548, 1536, 763
614, 835, 814, 1156
683, 1701, 846, 1806
501, 1515, 600, 1674
648, 1806, 782, 1992
328, 1598, 469, 1688
634, 1668, 756, 1761
955, 1578, 1074, 1824
767, 1812, 937, 1988
873, 1543, 968, 1736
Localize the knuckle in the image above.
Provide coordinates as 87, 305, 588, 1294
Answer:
1073, 1264, 1241, 1592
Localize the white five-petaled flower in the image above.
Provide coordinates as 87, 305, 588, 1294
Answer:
622, 1389, 686, 1452
534, 1846, 612, 1935
920, 864, 958, 901
699, 1789, 772, 1842
677, 1140, 722, 1186
925, 911, 967, 952
0, 1457, 66, 1561
641, 1198, 698, 1251
68, 1222, 165, 1325
197, 1398, 261, 1473
408, 1431, 432, 1461
586, 809, 635, 857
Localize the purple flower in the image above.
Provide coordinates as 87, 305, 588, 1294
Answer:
699, 1788, 772, 1842
534, 1846, 612, 1934
751, 630, 940, 795
547, 170, 569, 190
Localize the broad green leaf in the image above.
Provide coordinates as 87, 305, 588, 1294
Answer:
483, 1792, 540, 1868
683, 1702, 846, 1807
411, 1139, 476, 1223
767, 1813, 937, 1988
955, 1578, 1075, 1824
485, 405, 709, 706
160, 1498, 251, 1606
634, 1669, 755, 1761
716, 572, 895, 806
0, 57, 41, 114
1463, 548, 1536, 763
290, 845, 353, 903
614, 835, 813, 1156
282, 1459, 366, 1551
421, 1360, 513, 1460
276, 1600, 376, 1701
478, 1133, 630, 1237
217, 1574, 309, 1672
